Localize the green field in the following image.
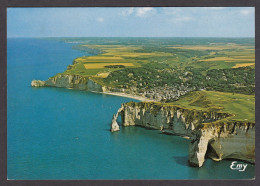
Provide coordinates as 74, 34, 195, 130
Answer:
57, 38, 255, 94
172, 91, 255, 123
64, 45, 151, 77
63, 42, 255, 83
61, 38, 254, 77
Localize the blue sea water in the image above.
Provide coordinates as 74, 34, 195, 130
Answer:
7, 38, 255, 180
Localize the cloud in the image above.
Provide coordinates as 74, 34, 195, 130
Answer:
158, 8, 193, 23
136, 7, 154, 17
121, 7, 155, 17
162, 7, 182, 15
121, 7, 134, 16
240, 9, 251, 15
172, 16, 193, 23
202, 7, 225, 10
97, 17, 104, 22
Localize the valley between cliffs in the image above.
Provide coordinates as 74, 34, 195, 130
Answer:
31, 72, 255, 168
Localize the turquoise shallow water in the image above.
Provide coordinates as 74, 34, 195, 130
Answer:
7, 38, 255, 180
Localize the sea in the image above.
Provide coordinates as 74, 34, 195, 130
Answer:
7, 38, 255, 180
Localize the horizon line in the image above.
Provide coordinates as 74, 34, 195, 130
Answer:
7, 36, 255, 39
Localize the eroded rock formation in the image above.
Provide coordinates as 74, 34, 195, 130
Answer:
189, 122, 255, 167
31, 74, 102, 91
111, 114, 120, 132
31, 80, 46, 87
110, 107, 124, 132
112, 102, 255, 167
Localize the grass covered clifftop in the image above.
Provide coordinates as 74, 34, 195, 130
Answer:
125, 90, 255, 124
173, 91, 255, 123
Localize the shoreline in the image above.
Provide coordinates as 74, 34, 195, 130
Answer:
90, 90, 154, 102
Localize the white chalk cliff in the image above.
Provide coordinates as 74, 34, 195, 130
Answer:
112, 102, 255, 167
31, 74, 102, 91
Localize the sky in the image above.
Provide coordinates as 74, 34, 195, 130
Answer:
7, 7, 255, 38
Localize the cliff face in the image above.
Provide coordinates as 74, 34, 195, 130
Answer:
31, 74, 102, 92
120, 102, 229, 136
31, 74, 150, 100
189, 122, 255, 167
31, 80, 45, 87
31, 74, 192, 101
110, 107, 124, 132
113, 102, 255, 167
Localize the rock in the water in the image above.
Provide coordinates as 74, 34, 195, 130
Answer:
31, 80, 46, 87
110, 114, 120, 132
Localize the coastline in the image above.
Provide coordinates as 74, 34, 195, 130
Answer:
91, 90, 154, 102
9, 37, 255, 179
